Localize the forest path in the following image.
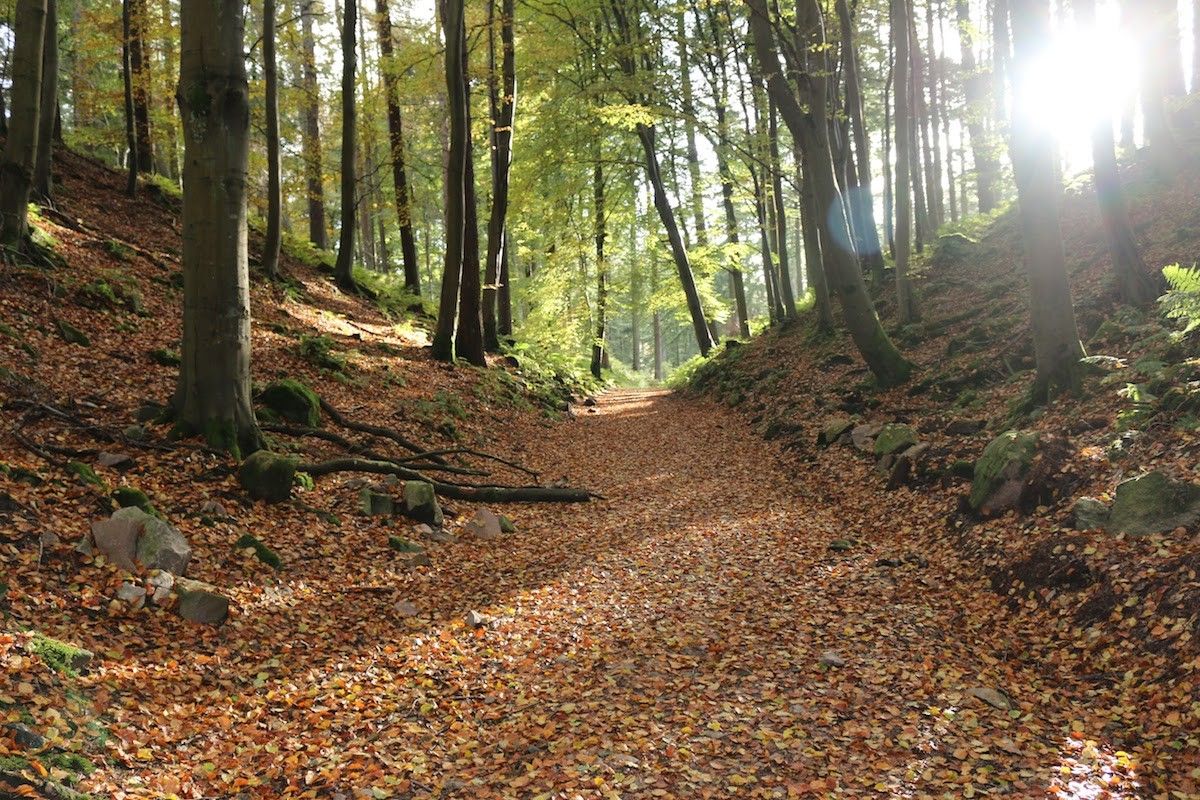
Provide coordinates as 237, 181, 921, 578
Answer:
85, 390, 1140, 798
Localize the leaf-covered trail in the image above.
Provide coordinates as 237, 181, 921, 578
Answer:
59, 391, 1157, 797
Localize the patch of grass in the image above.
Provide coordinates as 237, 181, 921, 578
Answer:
297, 334, 348, 373
66, 461, 106, 489
412, 391, 469, 438
281, 230, 334, 270
103, 239, 134, 262
30, 633, 92, 676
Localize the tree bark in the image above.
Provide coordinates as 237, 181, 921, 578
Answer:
882, 42, 895, 260
768, 98, 797, 318
263, 0, 282, 279
919, 0, 944, 229
484, 0, 516, 350
715, 105, 751, 337
746, 0, 912, 387
157, 0, 179, 180
956, 0, 998, 212
677, 10, 708, 248
121, 0, 138, 196
1128, 0, 1181, 172
453, 2, 486, 368
590, 160, 607, 379
31, 0, 56, 202
300, 1, 328, 250
0, 0, 47, 248
893, 0, 918, 323
173, 0, 262, 455
432, 0, 467, 362
797, 149, 834, 332
129, 0, 153, 174
332, 0, 359, 292
1008, 0, 1084, 398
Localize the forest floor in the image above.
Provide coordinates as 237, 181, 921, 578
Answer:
1, 147, 1198, 798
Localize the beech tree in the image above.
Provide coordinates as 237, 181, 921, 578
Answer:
332, 0, 358, 293
893, 0, 918, 323
0, 0, 47, 251
173, 0, 262, 455
263, 0, 283, 279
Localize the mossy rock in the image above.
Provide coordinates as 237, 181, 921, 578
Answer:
30, 633, 93, 675
259, 379, 321, 427
112, 486, 157, 516
149, 347, 181, 367
931, 232, 979, 268
499, 515, 516, 534
388, 535, 423, 553
238, 451, 298, 503
234, 532, 282, 569
874, 424, 917, 456
1, 463, 43, 485
969, 430, 1039, 513
402, 481, 443, 526
359, 488, 395, 516
1106, 471, 1200, 536
818, 417, 855, 447
66, 461, 106, 489
53, 318, 90, 347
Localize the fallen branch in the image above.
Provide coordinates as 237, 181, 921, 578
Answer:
393, 446, 539, 479
260, 422, 486, 476
296, 458, 595, 503
319, 399, 444, 463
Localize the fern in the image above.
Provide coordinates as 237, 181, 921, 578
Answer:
1161, 264, 1200, 333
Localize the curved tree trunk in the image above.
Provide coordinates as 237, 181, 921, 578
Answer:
1009, 0, 1084, 398
262, 0, 282, 279
299, 1, 328, 250
32, 0, 56, 202
174, 0, 262, 456
332, 0, 358, 293
0, 0, 47, 248
746, 0, 911, 387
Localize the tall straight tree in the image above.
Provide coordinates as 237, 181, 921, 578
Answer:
1008, 0, 1083, 397
956, 0, 997, 212
174, 0, 261, 454
376, 0, 421, 295
299, 0, 328, 249
129, 0, 153, 173
32, 0, 56, 201
332, 0, 358, 293
484, 0, 516, 350
893, 0, 918, 323
1075, 0, 1157, 306
1127, 0, 1180, 171
432, 0, 468, 362
590, 160, 607, 379
746, 0, 911, 387
121, 0, 138, 196
263, 0, 283, 279
0, 0, 47, 250
452, 0, 486, 367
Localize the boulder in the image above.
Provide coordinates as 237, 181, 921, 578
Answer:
498, 515, 517, 534
1071, 497, 1111, 531
967, 687, 1011, 711
465, 610, 493, 628
886, 443, 930, 490
819, 651, 846, 668
463, 508, 504, 541
969, 430, 1040, 515
174, 577, 230, 626
850, 424, 881, 453
259, 379, 321, 427
388, 536, 423, 553
135, 516, 192, 574
874, 423, 917, 457
112, 486, 156, 516
1106, 471, 1200, 536
116, 580, 147, 608
944, 419, 986, 436
818, 418, 855, 447
238, 451, 298, 503
403, 481, 443, 527
97, 451, 134, 469
359, 488, 395, 516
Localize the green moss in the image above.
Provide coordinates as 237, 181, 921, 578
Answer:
54, 318, 90, 347
104, 239, 133, 262
0, 754, 30, 772
111, 486, 157, 516
66, 461, 106, 489
969, 430, 1039, 511
297, 334, 347, 373
238, 451, 298, 503
874, 424, 917, 456
234, 533, 282, 569
0, 463, 43, 485
388, 536, 423, 553
43, 752, 95, 775
149, 347, 181, 367
31, 633, 93, 676
259, 379, 321, 427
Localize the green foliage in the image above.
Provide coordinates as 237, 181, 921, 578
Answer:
501, 341, 603, 411
353, 269, 430, 320
412, 390, 469, 438
1160, 264, 1200, 333
297, 334, 348, 373
280, 230, 334, 269
235, 533, 282, 569
67, 461, 106, 489
149, 347, 181, 367
30, 633, 91, 677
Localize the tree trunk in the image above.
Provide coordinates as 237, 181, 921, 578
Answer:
992, 0, 1011, 132
0, 0, 46, 248
746, 0, 911, 387
263, 0, 282, 278
300, 1, 328, 250
129, 0, 153, 173
768, 98, 797, 318
835, 0, 885, 281
919, 0, 944, 229
173, 0, 262, 456
677, 10, 707, 248
157, 0, 179, 180
484, 0, 516, 350
453, 2, 486, 368
590, 161, 607, 379
651, 248, 664, 381
882, 46, 895, 259
755, 176, 779, 324
636, 123, 715, 357
433, 0, 465, 362
715, 103, 751, 337
1075, 0, 1157, 306
1128, 0, 1180, 171
797, 149, 834, 332
1008, 0, 1083, 398
939, 1, 958, 223
332, 0, 357, 292
894, 0, 918, 323
31, 0, 56, 202
376, 0, 421, 295
957, 0, 998, 212
121, 0, 138, 196
630, 217, 642, 369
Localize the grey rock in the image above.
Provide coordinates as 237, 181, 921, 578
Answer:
91, 506, 146, 571
74, 536, 95, 556
413, 523, 435, 536
850, 423, 882, 453
116, 581, 147, 606
97, 451, 134, 469
1107, 471, 1200, 536
394, 600, 419, 618
465, 610, 493, 628
403, 481, 443, 526
464, 508, 504, 541
828, 539, 855, 552
174, 577, 230, 626
135, 516, 192, 575
1072, 497, 1111, 531
359, 488, 395, 516
874, 423, 918, 456
199, 499, 228, 518
406, 552, 433, 568
969, 430, 1040, 514
967, 686, 1011, 710
818, 418, 855, 447
819, 651, 846, 668
6, 722, 44, 750
238, 451, 298, 504
39, 531, 60, 548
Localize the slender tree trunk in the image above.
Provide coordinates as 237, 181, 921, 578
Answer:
158, 0, 179, 180
750, 71, 783, 323
651, 247, 664, 381
939, 1, 958, 223
755, 177, 778, 324
263, 0, 282, 279
957, 0, 998, 212
32, 0, 56, 202
908, 8, 936, 238
894, 0, 918, 323
1075, 0, 1157, 306
835, 0, 885, 280
590, 161, 607, 379
921, 0, 944, 229
637, 123, 715, 356
432, 0, 466, 362
121, 0, 138, 196
883, 45, 895, 259
630, 216, 642, 369
1009, 0, 1083, 397
992, 0, 1011, 133
768, 97, 797, 317
300, 1, 328, 250
798, 150, 834, 332
0, 0, 46, 248
677, 10, 707, 247
909, 99, 928, 252
1128, 0, 1180, 172
453, 2, 486, 367
332, 0, 357, 292
173, 0, 262, 455
376, 0, 421, 294
484, 0, 516, 350
715, 103, 751, 337
129, 0, 153, 173
747, 0, 911, 387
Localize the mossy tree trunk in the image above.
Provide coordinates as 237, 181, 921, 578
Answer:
262, 0, 282, 279
0, 0, 47, 249
332, 0, 358, 293
173, 0, 262, 457
1008, 0, 1084, 398
746, 0, 912, 388
32, 0, 57, 202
